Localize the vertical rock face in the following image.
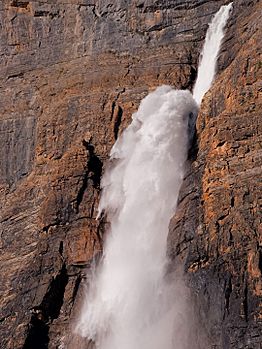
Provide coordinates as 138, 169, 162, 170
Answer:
0, 1, 260, 348
168, 0, 262, 347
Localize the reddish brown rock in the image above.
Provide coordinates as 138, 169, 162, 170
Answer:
0, 0, 261, 348
168, 1, 262, 347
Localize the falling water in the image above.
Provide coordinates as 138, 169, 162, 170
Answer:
193, 3, 233, 105
76, 87, 198, 349
75, 3, 233, 349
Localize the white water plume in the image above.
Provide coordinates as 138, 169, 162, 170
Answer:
76, 87, 198, 349
193, 3, 233, 105
75, 3, 233, 349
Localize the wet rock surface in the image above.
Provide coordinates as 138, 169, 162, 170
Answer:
0, 0, 260, 348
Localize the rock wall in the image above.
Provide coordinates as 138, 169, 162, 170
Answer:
168, 0, 262, 347
0, 0, 260, 348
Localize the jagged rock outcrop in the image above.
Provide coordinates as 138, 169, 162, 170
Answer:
0, 0, 260, 348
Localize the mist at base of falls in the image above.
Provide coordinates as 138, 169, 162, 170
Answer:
76, 87, 198, 349
74, 3, 233, 349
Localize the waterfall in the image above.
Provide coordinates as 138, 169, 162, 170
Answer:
75, 3, 232, 349
76, 88, 198, 349
193, 3, 233, 105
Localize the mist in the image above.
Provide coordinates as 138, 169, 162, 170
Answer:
75, 87, 198, 349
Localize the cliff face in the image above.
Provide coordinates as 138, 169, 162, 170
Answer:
168, 0, 262, 347
0, 0, 260, 348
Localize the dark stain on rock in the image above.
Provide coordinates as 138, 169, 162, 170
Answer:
258, 245, 262, 275
113, 105, 123, 140
23, 264, 68, 349
23, 313, 49, 349
243, 281, 249, 322
224, 273, 232, 317
83, 140, 103, 190
75, 140, 103, 212
11, 1, 30, 9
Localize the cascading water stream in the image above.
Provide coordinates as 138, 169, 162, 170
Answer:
193, 3, 233, 105
75, 3, 232, 349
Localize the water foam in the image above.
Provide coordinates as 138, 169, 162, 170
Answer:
75, 3, 233, 348
76, 87, 198, 349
